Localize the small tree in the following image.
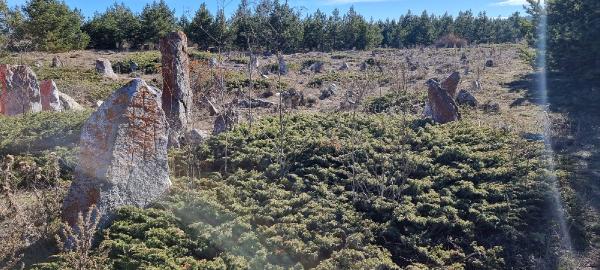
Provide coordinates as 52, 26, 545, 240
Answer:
186, 3, 214, 50
83, 3, 140, 50
137, 0, 177, 46
22, 0, 89, 52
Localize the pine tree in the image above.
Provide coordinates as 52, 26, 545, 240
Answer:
137, 0, 177, 46
83, 3, 139, 50
187, 3, 214, 49
22, 0, 89, 52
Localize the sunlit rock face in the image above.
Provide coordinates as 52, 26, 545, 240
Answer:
160, 31, 192, 133
0, 65, 42, 116
62, 79, 170, 228
426, 79, 461, 124
95, 58, 117, 79
40, 80, 62, 112
440, 71, 461, 97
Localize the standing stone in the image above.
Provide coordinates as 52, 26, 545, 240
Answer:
440, 71, 460, 97
0, 65, 42, 116
62, 79, 170, 228
51, 56, 63, 68
160, 31, 192, 133
40, 80, 62, 112
278, 55, 288, 75
426, 79, 461, 124
95, 58, 117, 79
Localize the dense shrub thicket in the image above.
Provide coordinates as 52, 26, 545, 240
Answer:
39, 114, 554, 269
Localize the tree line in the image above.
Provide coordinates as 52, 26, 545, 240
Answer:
0, 0, 531, 53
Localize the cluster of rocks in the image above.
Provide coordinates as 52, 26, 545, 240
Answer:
0, 64, 82, 116
424, 71, 480, 124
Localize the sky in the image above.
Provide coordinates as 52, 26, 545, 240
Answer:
6, 0, 531, 20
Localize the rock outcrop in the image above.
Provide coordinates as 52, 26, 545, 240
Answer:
0, 65, 42, 116
95, 58, 117, 79
426, 79, 461, 124
40, 80, 62, 112
62, 79, 170, 228
160, 31, 192, 133
440, 71, 460, 97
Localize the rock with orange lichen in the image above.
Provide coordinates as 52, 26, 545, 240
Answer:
0, 64, 42, 116
40, 79, 62, 111
160, 31, 192, 133
62, 78, 171, 228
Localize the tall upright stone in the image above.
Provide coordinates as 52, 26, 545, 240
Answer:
0, 65, 42, 116
440, 71, 460, 97
95, 58, 117, 79
40, 80, 62, 112
160, 31, 192, 133
426, 79, 461, 124
62, 79, 171, 228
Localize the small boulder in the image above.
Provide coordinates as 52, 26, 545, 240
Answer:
57, 92, 84, 111
213, 108, 238, 135
481, 101, 501, 113
320, 84, 337, 100
51, 56, 63, 68
282, 89, 304, 108
95, 58, 117, 79
339, 62, 350, 71
62, 79, 170, 229
485, 59, 494, 67
238, 98, 275, 108
34, 60, 44, 68
456, 89, 478, 107
39, 80, 62, 112
309, 61, 325, 73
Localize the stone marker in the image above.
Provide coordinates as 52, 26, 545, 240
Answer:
40, 80, 62, 112
160, 31, 192, 133
62, 79, 170, 228
57, 92, 84, 111
51, 56, 63, 68
278, 55, 288, 75
0, 65, 42, 116
440, 71, 460, 97
426, 79, 461, 124
95, 58, 117, 79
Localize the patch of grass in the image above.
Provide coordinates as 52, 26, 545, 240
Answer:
113, 51, 161, 74
35, 67, 124, 102
0, 110, 91, 155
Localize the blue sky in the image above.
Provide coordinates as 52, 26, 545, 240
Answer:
6, 0, 530, 20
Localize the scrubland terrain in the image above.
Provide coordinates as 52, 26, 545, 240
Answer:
1, 43, 598, 269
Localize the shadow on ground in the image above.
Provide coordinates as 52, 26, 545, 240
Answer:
507, 72, 600, 267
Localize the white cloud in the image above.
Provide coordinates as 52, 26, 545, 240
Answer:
493, 0, 544, 6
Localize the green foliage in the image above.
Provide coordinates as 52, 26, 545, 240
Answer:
34, 67, 123, 102
83, 3, 140, 50
546, 0, 600, 80
112, 51, 161, 74
104, 114, 552, 269
364, 91, 423, 114
0, 110, 90, 155
21, 0, 89, 52
137, 0, 177, 45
